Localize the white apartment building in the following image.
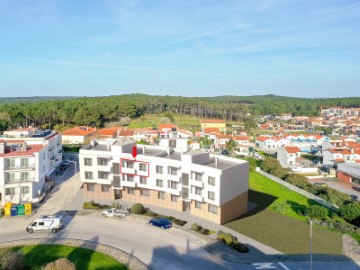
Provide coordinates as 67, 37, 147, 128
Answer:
79, 139, 249, 224
0, 128, 63, 206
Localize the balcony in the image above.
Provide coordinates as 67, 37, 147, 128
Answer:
121, 167, 136, 175
166, 188, 181, 196
189, 193, 204, 202
167, 174, 181, 182
5, 177, 36, 184
190, 179, 204, 188
4, 165, 35, 171
121, 180, 136, 188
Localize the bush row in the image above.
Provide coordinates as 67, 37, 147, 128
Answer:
131, 203, 187, 226
217, 231, 249, 253
190, 223, 214, 235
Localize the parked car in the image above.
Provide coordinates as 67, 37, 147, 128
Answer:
149, 217, 172, 229
26, 215, 63, 234
314, 182, 328, 187
102, 208, 129, 219
220, 150, 230, 156
60, 159, 70, 170
353, 187, 360, 192
350, 194, 358, 200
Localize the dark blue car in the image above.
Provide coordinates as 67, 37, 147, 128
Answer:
149, 217, 172, 229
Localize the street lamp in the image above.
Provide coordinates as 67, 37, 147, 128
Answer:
69, 160, 78, 198
308, 217, 313, 270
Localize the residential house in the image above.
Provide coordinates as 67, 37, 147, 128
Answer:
62, 126, 97, 144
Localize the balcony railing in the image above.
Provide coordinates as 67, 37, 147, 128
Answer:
4, 165, 35, 171
5, 177, 36, 184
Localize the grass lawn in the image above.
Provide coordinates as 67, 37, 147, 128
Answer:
9, 245, 129, 270
127, 114, 201, 131
224, 172, 343, 254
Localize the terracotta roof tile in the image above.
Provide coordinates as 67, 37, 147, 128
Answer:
62, 126, 97, 136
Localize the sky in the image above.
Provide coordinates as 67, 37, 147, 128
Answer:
0, 0, 360, 98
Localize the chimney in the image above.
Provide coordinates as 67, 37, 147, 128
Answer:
107, 143, 111, 151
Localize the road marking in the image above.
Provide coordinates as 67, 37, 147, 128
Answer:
278, 262, 290, 270
252, 262, 278, 269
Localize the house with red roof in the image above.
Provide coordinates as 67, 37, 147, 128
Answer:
62, 126, 97, 144
277, 146, 317, 172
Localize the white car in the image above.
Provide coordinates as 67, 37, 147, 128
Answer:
26, 215, 63, 234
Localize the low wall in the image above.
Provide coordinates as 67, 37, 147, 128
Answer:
256, 168, 338, 210
0, 238, 148, 270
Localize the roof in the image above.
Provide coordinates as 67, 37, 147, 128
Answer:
328, 148, 351, 155
203, 127, 220, 134
214, 133, 232, 139
256, 136, 271, 142
119, 129, 135, 136
158, 124, 176, 130
284, 146, 301, 153
233, 136, 250, 141
96, 128, 117, 137
62, 126, 97, 136
0, 144, 45, 157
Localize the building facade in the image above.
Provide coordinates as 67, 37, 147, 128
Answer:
79, 139, 249, 224
0, 128, 63, 206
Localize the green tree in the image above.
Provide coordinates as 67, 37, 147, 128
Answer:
225, 138, 237, 152
338, 203, 360, 222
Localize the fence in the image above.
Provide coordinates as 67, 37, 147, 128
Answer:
256, 168, 338, 210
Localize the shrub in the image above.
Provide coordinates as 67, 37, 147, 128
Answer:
167, 216, 187, 226
199, 228, 210, 235
217, 231, 249, 253
306, 205, 329, 220
272, 201, 289, 214
338, 203, 360, 222
131, 203, 146, 214
43, 258, 75, 270
0, 250, 25, 270
83, 201, 109, 209
191, 223, 202, 231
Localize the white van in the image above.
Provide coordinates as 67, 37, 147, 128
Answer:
26, 215, 63, 234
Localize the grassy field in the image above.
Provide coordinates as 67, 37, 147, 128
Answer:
127, 114, 201, 131
8, 245, 128, 270
225, 172, 343, 254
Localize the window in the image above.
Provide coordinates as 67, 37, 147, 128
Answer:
85, 172, 93, 179
208, 176, 215, 186
139, 163, 147, 171
127, 175, 134, 182
192, 171, 202, 181
208, 191, 215, 201
5, 187, 16, 195
168, 166, 178, 176
98, 171, 109, 179
9, 159, 15, 168
21, 172, 30, 181
21, 158, 29, 167
97, 157, 109, 166
208, 204, 218, 214
195, 201, 202, 209
156, 166, 163, 174
127, 187, 135, 194
20, 186, 29, 194
169, 140, 176, 148
101, 185, 110, 192
194, 187, 202, 196
158, 191, 165, 200
87, 184, 95, 192
123, 160, 134, 168
140, 189, 150, 197
140, 177, 147, 184
84, 158, 92, 166
171, 195, 178, 202
43, 153, 46, 160
168, 181, 178, 189
156, 179, 163, 187
43, 165, 46, 173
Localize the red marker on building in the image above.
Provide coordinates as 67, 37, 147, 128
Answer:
132, 146, 137, 159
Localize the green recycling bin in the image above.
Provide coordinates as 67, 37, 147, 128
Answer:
18, 204, 25, 215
